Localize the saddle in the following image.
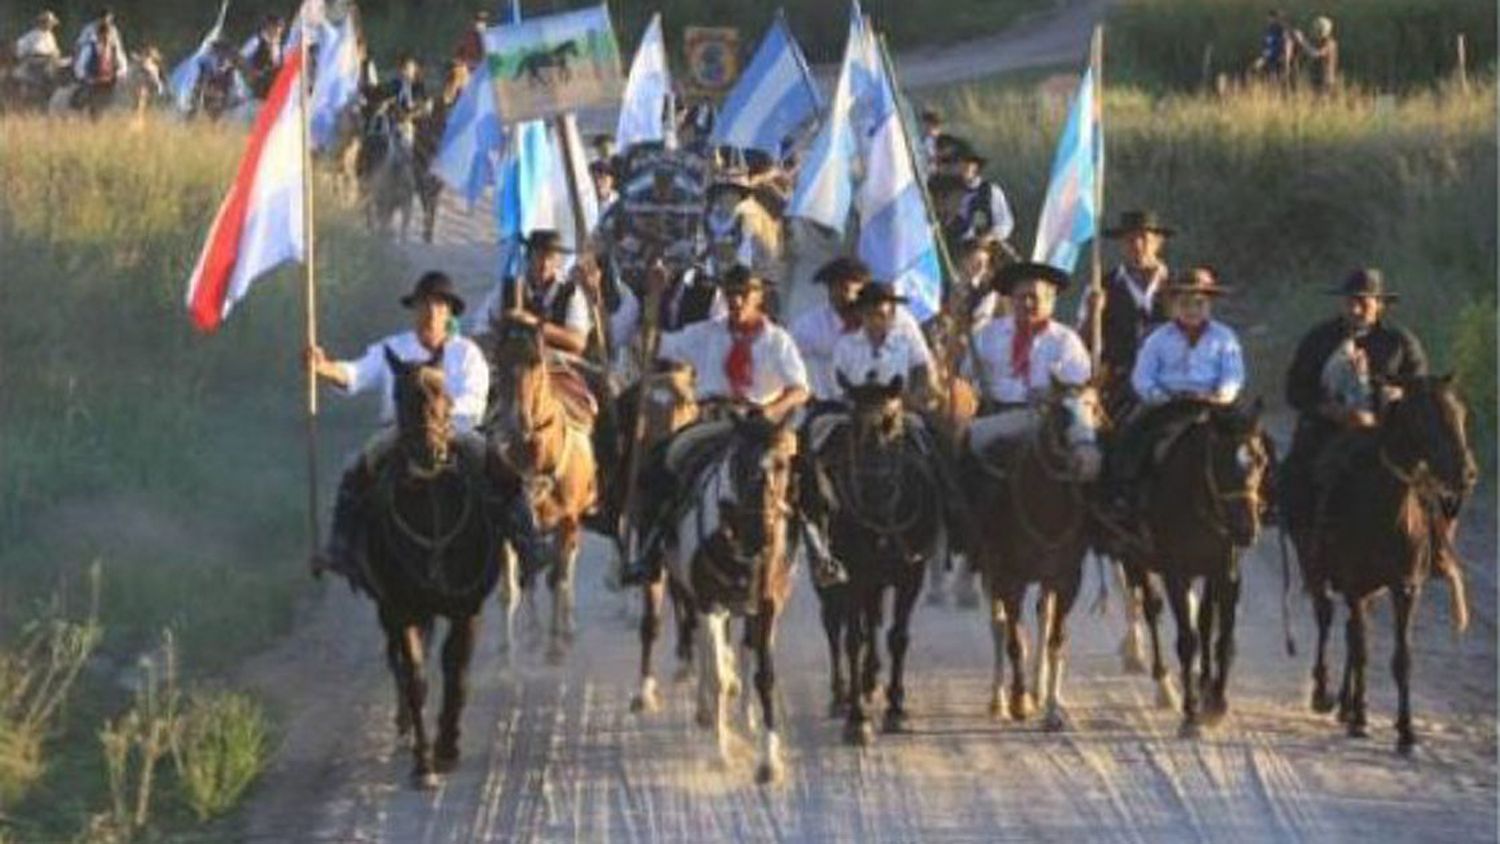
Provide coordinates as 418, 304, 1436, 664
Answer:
547, 364, 598, 429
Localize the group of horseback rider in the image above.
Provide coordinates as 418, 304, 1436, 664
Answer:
303, 167, 1444, 602
7, 7, 137, 113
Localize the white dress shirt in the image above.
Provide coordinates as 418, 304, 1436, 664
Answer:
832, 329, 928, 392
790, 304, 932, 401
15, 28, 60, 60
337, 331, 491, 433
1131, 320, 1245, 405
967, 316, 1091, 404
659, 316, 809, 406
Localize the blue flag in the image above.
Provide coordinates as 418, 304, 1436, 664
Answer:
433, 58, 504, 207
711, 11, 822, 156
168, 0, 229, 113
1031, 67, 1101, 273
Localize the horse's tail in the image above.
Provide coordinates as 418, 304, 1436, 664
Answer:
1277, 526, 1298, 657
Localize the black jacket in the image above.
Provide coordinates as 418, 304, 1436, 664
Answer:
1285, 316, 1428, 419
1095, 263, 1171, 375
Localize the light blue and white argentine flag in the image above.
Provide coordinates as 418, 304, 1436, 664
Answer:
433, 57, 505, 207
856, 39, 943, 320
615, 14, 672, 152
787, 4, 882, 234
309, 15, 361, 150
710, 11, 821, 157
1031, 67, 1101, 273
168, 0, 229, 113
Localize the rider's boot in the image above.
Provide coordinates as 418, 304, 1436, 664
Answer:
802, 518, 848, 588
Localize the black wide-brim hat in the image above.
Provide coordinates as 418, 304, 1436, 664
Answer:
1327, 267, 1399, 301
718, 264, 773, 291
524, 228, 573, 255
854, 281, 908, 309
1103, 209, 1177, 239
994, 261, 1071, 295
1167, 267, 1231, 297
400, 270, 467, 316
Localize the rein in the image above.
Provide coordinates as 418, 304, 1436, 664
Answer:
1191, 423, 1259, 541
828, 418, 930, 556
977, 399, 1089, 554
369, 449, 491, 600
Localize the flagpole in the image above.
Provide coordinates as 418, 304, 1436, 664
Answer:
300, 13, 322, 573
1087, 24, 1105, 372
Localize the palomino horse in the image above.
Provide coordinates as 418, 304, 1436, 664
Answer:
484, 316, 598, 665
1295, 375, 1475, 753
623, 367, 705, 713
962, 382, 1103, 729
362, 348, 501, 788
658, 412, 799, 783
1121, 400, 1271, 737
808, 375, 946, 743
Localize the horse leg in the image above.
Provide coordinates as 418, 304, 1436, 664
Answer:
752, 607, 785, 784
1139, 570, 1178, 709
546, 520, 579, 665
383, 614, 413, 739
1165, 573, 1202, 738
1118, 560, 1149, 674
398, 620, 436, 787
1392, 583, 1419, 754
672, 583, 698, 683
819, 586, 849, 718
861, 594, 884, 704
496, 545, 519, 668
1196, 577, 1216, 701
987, 590, 1009, 717
1033, 589, 1058, 728
1204, 570, 1241, 727
434, 614, 479, 773
1344, 597, 1371, 738
883, 570, 922, 734
1004, 588, 1034, 721
843, 591, 875, 746
631, 576, 666, 714
1309, 580, 1338, 713
706, 611, 736, 765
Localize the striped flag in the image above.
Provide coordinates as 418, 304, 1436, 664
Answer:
856, 35, 942, 319
185, 45, 305, 331
168, 0, 229, 113
1031, 67, 1101, 273
710, 11, 821, 157
308, 14, 361, 149
787, 4, 881, 233
433, 57, 504, 207
615, 13, 673, 152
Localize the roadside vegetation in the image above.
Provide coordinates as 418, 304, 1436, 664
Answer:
0, 113, 404, 841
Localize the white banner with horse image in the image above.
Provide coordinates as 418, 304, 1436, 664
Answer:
483, 4, 624, 122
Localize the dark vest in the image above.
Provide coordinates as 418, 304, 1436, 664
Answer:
660, 282, 717, 332
500, 276, 578, 326
1099, 263, 1170, 374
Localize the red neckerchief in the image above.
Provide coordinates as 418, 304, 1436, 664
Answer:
1176, 319, 1207, 346
1011, 318, 1046, 378
726, 316, 766, 398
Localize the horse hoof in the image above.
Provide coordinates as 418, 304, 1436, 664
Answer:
988, 696, 1007, 721
1009, 692, 1035, 722
1200, 698, 1228, 727
755, 760, 784, 785
1120, 650, 1148, 676
1396, 732, 1418, 756
1155, 679, 1180, 711
882, 709, 910, 734
1178, 720, 1202, 739
843, 719, 875, 747
1311, 689, 1337, 714
1042, 708, 1067, 733
433, 744, 460, 774
1347, 721, 1370, 739
631, 691, 661, 715
412, 764, 441, 791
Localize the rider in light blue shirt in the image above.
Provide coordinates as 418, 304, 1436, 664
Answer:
1131, 305, 1245, 406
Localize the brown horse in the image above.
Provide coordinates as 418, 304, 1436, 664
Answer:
962, 382, 1103, 729
364, 348, 501, 788
661, 412, 799, 783
1124, 400, 1271, 737
809, 375, 946, 743
1295, 375, 1476, 753
484, 316, 598, 665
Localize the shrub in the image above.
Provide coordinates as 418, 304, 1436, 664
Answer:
172, 690, 270, 822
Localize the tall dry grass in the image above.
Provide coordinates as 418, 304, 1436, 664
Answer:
937, 78, 1496, 449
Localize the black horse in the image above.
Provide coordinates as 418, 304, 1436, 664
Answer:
808, 376, 945, 743
1119, 399, 1271, 737
1295, 375, 1476, 752
963, 382, 1103, 729
361, 348, 503, 787
513, 41, 580, 86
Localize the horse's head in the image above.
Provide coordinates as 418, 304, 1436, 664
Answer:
1383, 374, 1478, 501
1205, 398, 1271, 546
719, 412, 797, 564
839, 372, 906, 448
488, 313, 553, 467
386, 345, 452, 471
1040, 378, 1104, 481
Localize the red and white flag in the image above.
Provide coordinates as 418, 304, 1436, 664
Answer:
185, 44, 306, 332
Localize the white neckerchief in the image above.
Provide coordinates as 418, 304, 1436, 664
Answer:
1115, 263, 1166, 313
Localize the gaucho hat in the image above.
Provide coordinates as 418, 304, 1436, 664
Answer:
1103, 209, 1176, 239
1328, 267, 1398, 301
400, 270, 466, 316
994, 261, 1071, 294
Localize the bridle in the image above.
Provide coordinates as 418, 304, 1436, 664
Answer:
1194, 420, 1264, 541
